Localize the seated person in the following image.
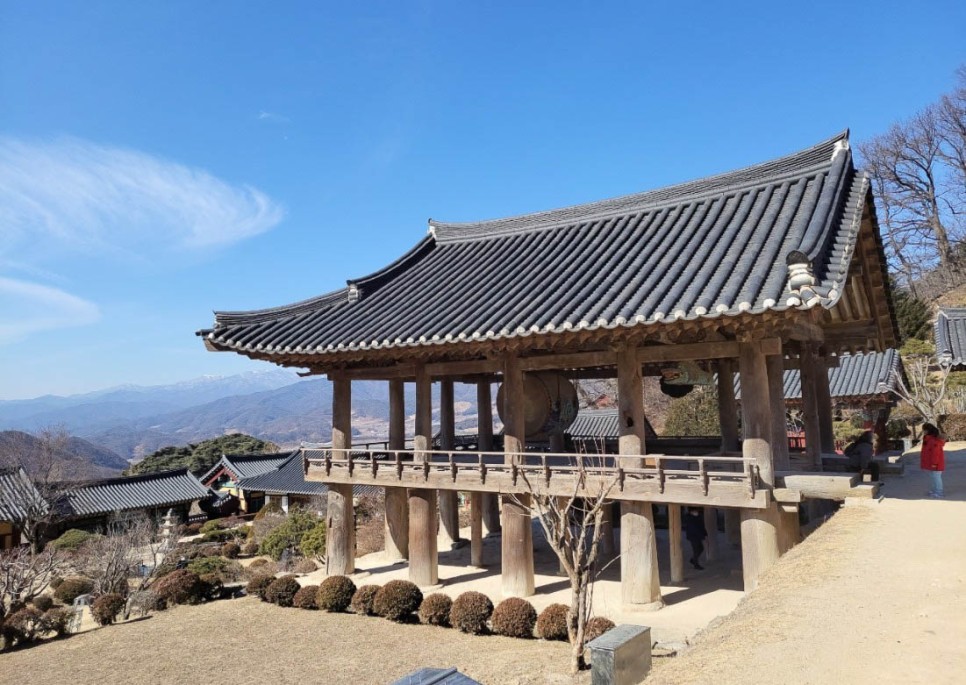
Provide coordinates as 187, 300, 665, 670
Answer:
843, 431, 878, 480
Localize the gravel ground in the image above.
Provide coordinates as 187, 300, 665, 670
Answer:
645, 446, 966, 685
0, 598, 587, 685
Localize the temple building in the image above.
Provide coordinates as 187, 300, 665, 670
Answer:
199, 132, 898, 606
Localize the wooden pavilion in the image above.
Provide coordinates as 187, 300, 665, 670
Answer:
199, 132, 898, 606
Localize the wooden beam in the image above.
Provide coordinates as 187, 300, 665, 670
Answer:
520, 350, 614, 371
635, 338, 779, 365
427, 359, 501, 376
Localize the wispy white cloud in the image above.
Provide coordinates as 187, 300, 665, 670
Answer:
0, 136, 285, 258
258, 110, 290, 124
0, 276, 100, 343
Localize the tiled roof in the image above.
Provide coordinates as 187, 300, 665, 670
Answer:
200, 453, 292, 486
565, 409, 657, 440
735, 349, 903, 403
60, 468, 208, 519
237, 453, 381, 498
0, 467, 46, 523
936, 308, 966, 367
202, 132, 873, 360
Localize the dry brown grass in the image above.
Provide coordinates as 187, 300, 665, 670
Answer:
0, 598, 586, 685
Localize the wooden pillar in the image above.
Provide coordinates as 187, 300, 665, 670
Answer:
815, 355, 836, 454
716, 358, 740, 452
617, 344, 662, 608
326, 376, 354, 575
408, 489, 438, 587
738, 340, 781, 591
470, 491, 483, 567
668, 504, 684, 583
703, 507, 719, 562
408, 364, 438, 587
438, 379, 460, 545
725, 509, 741, 547
502, 353, 534, 597
799, 343, 824, 470
477, 381, 501, 534
777, 508, 801, 554
384, 379, 408, 562
766, 353, 791, 472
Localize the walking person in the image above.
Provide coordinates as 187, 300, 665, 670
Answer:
684, 507, 708, 570
921, 423, 946, 499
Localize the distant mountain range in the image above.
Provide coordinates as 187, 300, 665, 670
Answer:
0, 430, 127, 480
0, 370, 484, 464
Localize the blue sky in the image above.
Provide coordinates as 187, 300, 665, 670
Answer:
1, 1, 964, 400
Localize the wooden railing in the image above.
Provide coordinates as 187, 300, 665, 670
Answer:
302, 447, 760, 500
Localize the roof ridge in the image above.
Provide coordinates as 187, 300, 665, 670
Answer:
72, 467, 195, 489
430, 131, 848, 242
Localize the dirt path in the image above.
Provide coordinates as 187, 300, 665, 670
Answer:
646, 446, 966, 685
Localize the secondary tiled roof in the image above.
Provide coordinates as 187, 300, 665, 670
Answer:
565, 409, 657, 440
0, 467, 46, 523
202, 132, 874, 360
200, 453, 292, 486
237, 453, 381, 498
736, 349, 903, 403
60, 468, 208, 519
936, 308, 966, 367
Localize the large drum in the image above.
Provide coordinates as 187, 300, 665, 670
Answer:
496, 372, 579, 438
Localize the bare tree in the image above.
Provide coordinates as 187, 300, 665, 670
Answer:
70, 513, 164, 597
859, 68, 966, 296
0, 547, 62, 621
512, 455, 619, 674
884, 351, 952, 426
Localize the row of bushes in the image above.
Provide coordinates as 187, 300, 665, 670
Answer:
246, 574, 616, 643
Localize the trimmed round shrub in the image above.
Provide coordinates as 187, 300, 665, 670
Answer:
317, 576, 357, 612
293, 585, 319, 610
536, 603, 569, 641
246, 574, 276, 601
450, 591, 493, 634
40, 607, 72, 637
54, 577, 94, 604
350, 585, 380, 616
128, 589, 164, 615
199, 574, 224, 601
492, 597, 537, 639
2, 606, 43, 646
186, 555, 243, 582
264, 575, 301, 607
203, 529, 244, 543
51, 528, 95, 551
30, 596, 54, 612
184, 522, 204, 536
242, 540, 259, 556
584, 616, 616, 643
154, 570, 206, 606
373, 580, 422, 622
200, 519, 223, 534
418, 593, 452, 627
49, 576, 64, 590
91, 593, 126, 626
222, 542, 241, 559
293, 558, 317, 574
299, 522, 327, 561
254, 501, 282, 520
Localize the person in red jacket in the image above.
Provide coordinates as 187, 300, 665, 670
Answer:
921, 423, 945, 499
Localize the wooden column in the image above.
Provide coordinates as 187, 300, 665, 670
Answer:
617, 344, 662, 608
738, 341, 781, 591
766, 353, 791, 472
777, 508, 801, 554
326, 377, 355, 575
799, 343, 824, 470
470, 491, 483, 567
703, 507, 719, 562
668, 504, 684, 583
477, 381, 501, 534
408, 364, 438, 587
814, 355, 836, 454
408, 488, 438, 587
716, 358, 740, 452
501, 353, 535, 597
438, 379, 460, 545
725, 509, 741, 546
384, 379, 408, 562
